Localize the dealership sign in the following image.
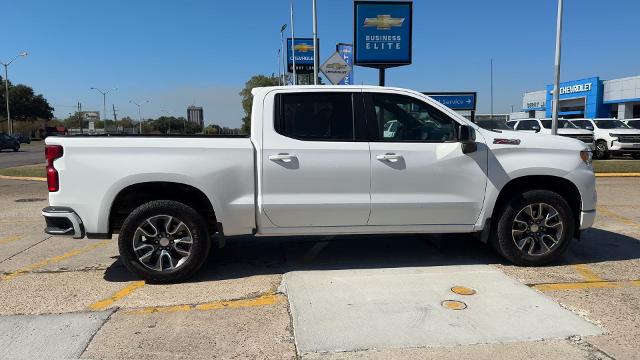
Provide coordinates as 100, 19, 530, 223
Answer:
336, 43, 354, 85
559, 83, 592, 95
287, 38, 319, 74
321, 52, 352, 85
423, 92, 477, 111
354, 1, 412, 67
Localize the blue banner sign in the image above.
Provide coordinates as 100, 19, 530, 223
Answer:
424, 93, 477, 111
287, 38, 318, 74
354, 1, 412, 67
336, 43, 354, 85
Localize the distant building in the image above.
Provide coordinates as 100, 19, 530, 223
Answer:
187, 106, 204, 128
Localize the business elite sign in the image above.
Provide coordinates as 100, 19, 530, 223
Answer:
336, 43, 354, 85
287, 38, 319, 74
354, 1, 412, 67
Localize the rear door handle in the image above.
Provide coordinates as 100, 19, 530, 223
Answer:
376, 153, 403, 162
268, 153, 296, 162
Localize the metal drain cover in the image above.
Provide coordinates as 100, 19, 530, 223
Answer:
451, 286, 477, 296
441, 300, 467, 310
15, 198, 47, 203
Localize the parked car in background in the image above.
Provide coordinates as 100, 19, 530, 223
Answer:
11, 134, 31, 144
508, 118, 594, 148
622, 119, 640, 130
43, 85, 597, 282
0, 133, 21, 152
570, 118, 640, 159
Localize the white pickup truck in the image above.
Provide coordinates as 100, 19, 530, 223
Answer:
43, 86, 597, 282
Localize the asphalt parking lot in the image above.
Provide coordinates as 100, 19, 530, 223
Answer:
1, 177, 639, 359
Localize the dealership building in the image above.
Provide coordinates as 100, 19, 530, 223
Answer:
513, 75, 640, 120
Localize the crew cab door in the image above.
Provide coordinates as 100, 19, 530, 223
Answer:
260, 90, 371, 228
365, 91, 487, 226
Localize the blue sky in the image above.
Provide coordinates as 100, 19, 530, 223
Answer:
2, 0, 639, 127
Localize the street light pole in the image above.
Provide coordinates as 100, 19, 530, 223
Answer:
162, 109, 173, 135
130, 100, 149, 134
280, 24, 288, 85
290, 0, 297, 85
312, 0, 319, 85
551, 0, 564, 136
2, 51, 28, 135
90, 87, 117, 122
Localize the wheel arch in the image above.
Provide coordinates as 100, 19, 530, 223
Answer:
491, 175, 582, 238
109, 181, 218, 235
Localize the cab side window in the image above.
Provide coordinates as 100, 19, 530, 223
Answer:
370, 93, 456, 142
276, 93, 355, 141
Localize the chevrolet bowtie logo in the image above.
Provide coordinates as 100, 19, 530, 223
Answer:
294, 44, 314, 52
364, 15, 405, 30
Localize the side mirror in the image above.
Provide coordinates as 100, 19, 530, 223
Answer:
458, 125, 477, 154
532, 125, 541, 133
586, 126, 594, 131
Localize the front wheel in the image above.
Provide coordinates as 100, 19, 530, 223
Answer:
13, 145, 19, 152
632, 154, 640, 160
493, 190, 574, 266
594, 140, 609, 160
118, 200, 211, 283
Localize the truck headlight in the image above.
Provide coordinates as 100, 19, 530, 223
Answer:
580, 149, 593, 167
609, 133, 619, 140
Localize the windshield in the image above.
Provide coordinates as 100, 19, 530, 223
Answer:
626, 120, 640, 129
477, 120, 510, 130
540, 120, 577, 129
594, 120, 629, 129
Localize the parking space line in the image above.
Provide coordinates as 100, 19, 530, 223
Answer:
598, 205, 640, 228
532, 279, 640, 292
0, 240, 110, 282
88, 281, 146, 311
0, 235, 22, 245
123, 292, 282, 315
572, 264, 605, 282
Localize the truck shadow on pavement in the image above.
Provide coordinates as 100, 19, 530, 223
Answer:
102, 226, 640, 283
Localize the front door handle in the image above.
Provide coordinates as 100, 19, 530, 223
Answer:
269, 153, 296, 163
376, 153, 403, 162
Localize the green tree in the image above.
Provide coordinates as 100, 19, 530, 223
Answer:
239, 75, 280, 133
0, 76, 54, 121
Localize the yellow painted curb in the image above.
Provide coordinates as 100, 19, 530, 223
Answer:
595, 173, 640, 177
0, 175, 46, 182
88, 281, 146, 311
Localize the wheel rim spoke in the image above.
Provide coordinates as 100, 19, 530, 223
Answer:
132, 215, 193, 273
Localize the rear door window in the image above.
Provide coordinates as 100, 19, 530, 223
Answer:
276, 93, 355, 141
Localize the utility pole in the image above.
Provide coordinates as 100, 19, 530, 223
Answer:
290, 0, 297, 85
551, 0, 564, 136
112, 104, 118, 132
312, 0, 319, 85
90, 87, 117, 122
78, 102, 83, 134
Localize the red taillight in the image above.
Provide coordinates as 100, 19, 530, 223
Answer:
45, 145, 63, 192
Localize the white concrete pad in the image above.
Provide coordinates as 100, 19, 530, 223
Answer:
283, 265, 602, 354
0, 311, 112, 359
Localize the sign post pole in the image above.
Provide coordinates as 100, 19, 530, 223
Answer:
379, 68, 385, 87
312, 0, 319, 85
551, 0, 564, 135
290, 0, 297, 85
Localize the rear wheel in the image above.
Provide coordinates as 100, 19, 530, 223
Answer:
594, 140, 609, 160
632, 154, 640, 160
13, 144, 19, 152
118, 200, 211, 283
493, 190, 574, 266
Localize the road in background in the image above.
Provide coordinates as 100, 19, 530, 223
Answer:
0, 141, 45, 169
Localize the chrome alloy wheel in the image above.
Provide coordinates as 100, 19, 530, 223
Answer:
132, 215, 193, 272
511, 203, 564, 256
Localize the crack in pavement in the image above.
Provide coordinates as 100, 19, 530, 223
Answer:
0, 236, 51, 264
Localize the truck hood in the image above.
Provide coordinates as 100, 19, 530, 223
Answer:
557, 128, 593, 135
479, 129, 588, 152
605, 128, 640, 135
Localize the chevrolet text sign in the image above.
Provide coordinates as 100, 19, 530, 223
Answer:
559, 83, 593, 95
287, 38, 319, 74
354, 1, 412, 67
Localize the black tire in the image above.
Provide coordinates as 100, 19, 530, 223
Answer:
493, 189, 574, 266
118, 200, 211, 283
13, 145, 19, 152
632, 154, 640, 160
594, 140, 609, 160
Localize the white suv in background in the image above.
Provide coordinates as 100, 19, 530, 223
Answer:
571, 118, 640, 160
508, 118, 594, 148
